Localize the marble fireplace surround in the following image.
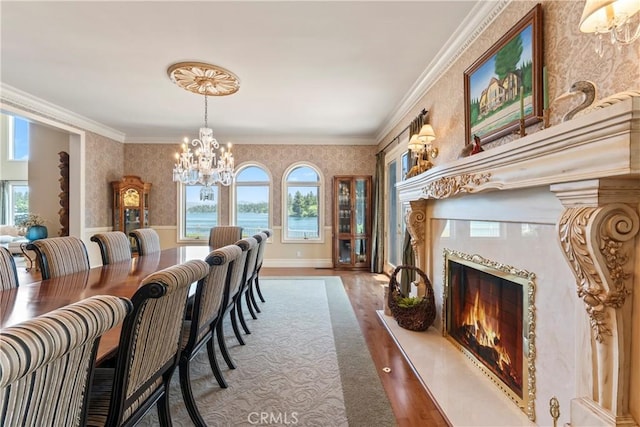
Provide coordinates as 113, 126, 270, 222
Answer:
396, 97, 639, 426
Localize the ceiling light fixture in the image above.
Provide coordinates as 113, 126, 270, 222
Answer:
168, 62, 240, 200
579, 0, 640, 56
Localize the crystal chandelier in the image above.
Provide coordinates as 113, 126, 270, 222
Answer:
168, 62, 240, 200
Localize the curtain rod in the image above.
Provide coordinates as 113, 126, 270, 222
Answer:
377, 108, 427, 154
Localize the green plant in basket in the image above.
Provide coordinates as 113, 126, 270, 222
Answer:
396, 295, 423, 308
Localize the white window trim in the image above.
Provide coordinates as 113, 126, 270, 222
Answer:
230, 162, 273, 238
6, 181, 28, 225
281, 161, 324, 244
176, 182, 220, 244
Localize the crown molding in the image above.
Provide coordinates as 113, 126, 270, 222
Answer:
125, 134, 377, 146
0, 83, 126, 142
375, 0, 511, 144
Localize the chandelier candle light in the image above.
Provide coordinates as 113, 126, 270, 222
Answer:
168, 62, 240, 200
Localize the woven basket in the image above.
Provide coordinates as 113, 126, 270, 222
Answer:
388, 265, 436, 332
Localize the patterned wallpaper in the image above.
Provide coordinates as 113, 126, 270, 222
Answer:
85, 132, 124, 227
377, 0, 640, 161
124, 143, 377, 227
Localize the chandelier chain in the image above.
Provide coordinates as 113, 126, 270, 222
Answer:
204, 95, 208, 129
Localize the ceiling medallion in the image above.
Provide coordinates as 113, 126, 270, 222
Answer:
167, 61, 240, 96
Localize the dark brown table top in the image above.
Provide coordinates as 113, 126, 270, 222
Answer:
0, 245, 212, 362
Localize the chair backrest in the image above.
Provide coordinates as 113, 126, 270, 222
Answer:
253, 231, 269, 274
232, 238, 256, 298
208, 226, 243, 248
0, 295, 132, 427
218, 239, 250, 314
0, 246, 19, 290
129, 228, 161, 255
185, 245, 243, 350
26, 236, 90, 280
105, 259, 208, 425
241, 236, 260, 290
90, 231, 132, 265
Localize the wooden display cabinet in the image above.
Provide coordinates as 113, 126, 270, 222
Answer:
111, 175, 151, 250
332, 175, 372, 269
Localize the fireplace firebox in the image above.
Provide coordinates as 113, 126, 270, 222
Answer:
444, 249, 537, 421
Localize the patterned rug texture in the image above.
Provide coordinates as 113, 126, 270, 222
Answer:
138, 276, 396, 426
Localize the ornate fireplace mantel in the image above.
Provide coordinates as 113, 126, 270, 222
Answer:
397, 96, 639, 426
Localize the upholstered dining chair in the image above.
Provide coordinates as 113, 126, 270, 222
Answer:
235, 234, 263, 335
246, 231, 269, 314
216, 238, 250, 370
252, 229, 272, 304
26, 236, 90, 280
208, 225, 243, 248
229, 237, 257, 345
90, 231, 132, 265
86, 259, 209, 427
0, 295, 132, 427
179, 244, 242, 426
0, 246, 19, 289
129, 228, 161, 255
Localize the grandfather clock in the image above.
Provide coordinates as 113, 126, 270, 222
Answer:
111, 176, 151, 249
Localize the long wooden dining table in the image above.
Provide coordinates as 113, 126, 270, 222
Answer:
0, 245, 213, 363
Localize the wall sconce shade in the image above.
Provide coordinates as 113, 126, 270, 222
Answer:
579, 0, 640, 55
407, 134, 423, 151
580, 0, 640, 32
418, 124, 436, 143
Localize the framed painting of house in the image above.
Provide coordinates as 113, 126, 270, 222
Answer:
464, 4, 543, 146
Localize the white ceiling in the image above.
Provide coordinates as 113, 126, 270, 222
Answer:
1, 1, 480, 144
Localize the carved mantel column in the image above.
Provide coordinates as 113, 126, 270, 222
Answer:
551, 179, 640, 427
405, 200, 428, 295
406, 200, 427, 270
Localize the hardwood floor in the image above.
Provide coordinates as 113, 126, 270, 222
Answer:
262, 268, 448, 427
14, 259, 448, 426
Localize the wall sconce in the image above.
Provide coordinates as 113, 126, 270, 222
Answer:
579, 0, 640, 56
407, 124, 438, 177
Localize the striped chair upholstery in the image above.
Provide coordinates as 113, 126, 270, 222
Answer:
179, 244, 242, 425
234, 234, 262, 335
0, 295, 132, 427
26, 236, 90, 280
86, 259, 209, 427
0, 247, 19, 290
245, 232, 269, 315
129, 228, 161, 255
208, 226, 243, 248
90, 231, 132, 265
253, 229, 272, 303
216, 238, 250, 371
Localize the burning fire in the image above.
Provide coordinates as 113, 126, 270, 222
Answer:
459, 290, 519, 387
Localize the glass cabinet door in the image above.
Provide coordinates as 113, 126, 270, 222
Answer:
123, 188, 141, 234
338, 239, 352, 264
354, 178, 368, 236
333, 175, 371, 269
337, 179, 351, 234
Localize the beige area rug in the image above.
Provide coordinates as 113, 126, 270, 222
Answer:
137, 277, 395, 426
